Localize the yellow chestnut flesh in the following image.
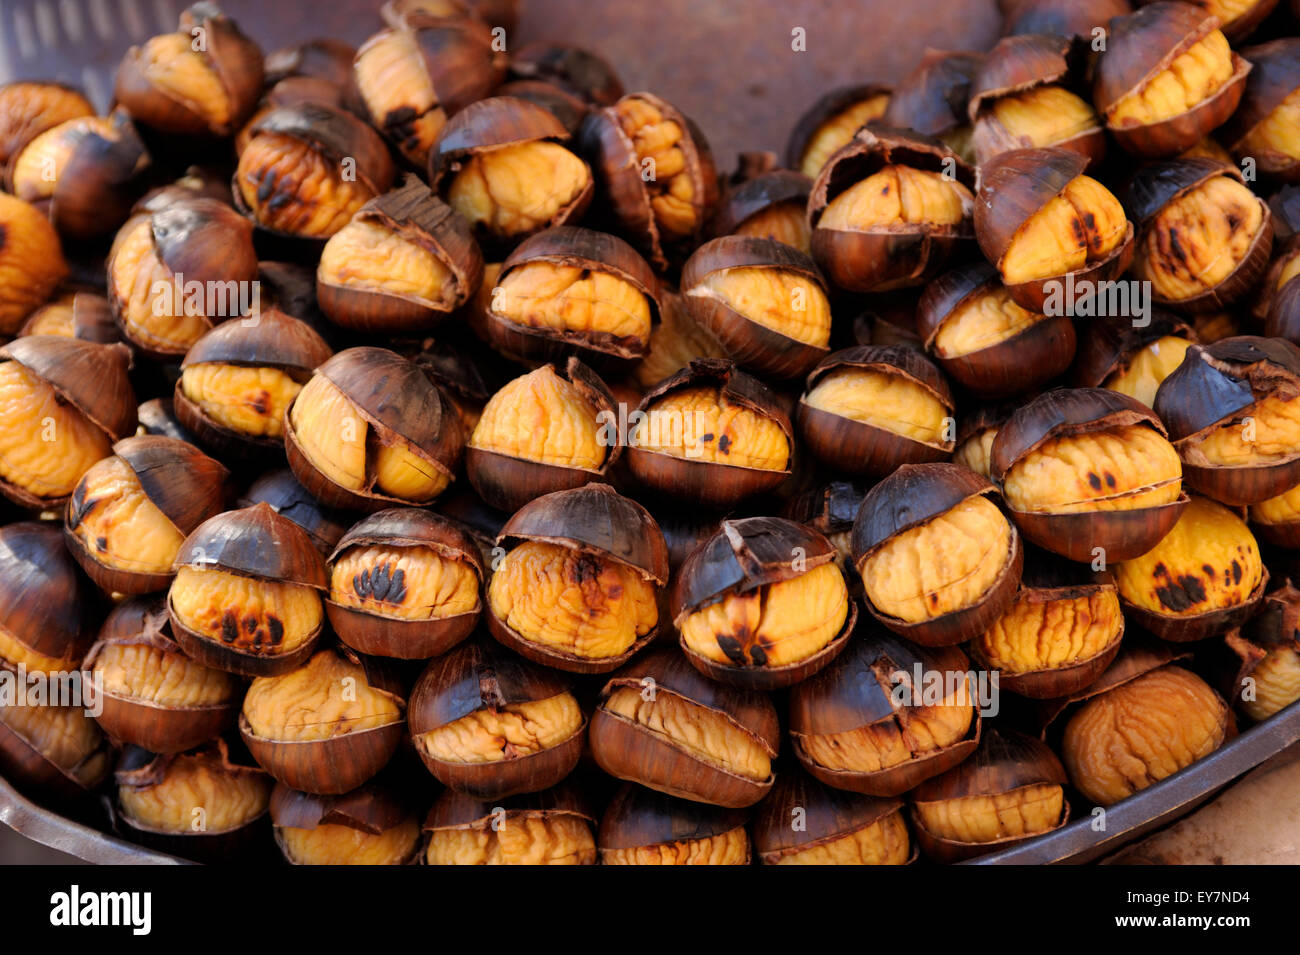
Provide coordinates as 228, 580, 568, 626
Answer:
775, 812, 909, 865
318, 217, 454, 305
120, 755, 268, 834
331, 544, 478, 620
954, 428, 997, 478
0, 624, 69, 674
10, 116, 116, 202
180, 363, 302, 438
0, 193, 68, 334
487, 540, 658, 659
494, 261, 652, 346
734, 201, 813, 254
22, 294, 77, 337
1241, 647, 1300, 720
1002, 424, 1183, 514
634, 302, 726, 387
427, 814, 596, 864
92, 642, 237, 707
1000, 175, 1128, 285
242, 649, 400, 742
418, 692, 583, 763
1186, 392, 1300, 466
0, 83, 94, 166
0, 359, 109, 499
934, 287, 1047, 358
798, 93, 891, 179
1063, 665, 1228, 806
859, 495, 1012, 623
470, 364, 605, 469
975, 590, 1122, 675
1104, 337, 1193, 409
632, 385, 789, 470
690, 266, 831, 346
71, 456, 184, 574
1108, 30, 1234, 127
1116, 495, 1263, 616
1250, 480, 1300, 525
0, 702, 107, 781
138, 32, 232, 129
354, 29, 443, 166
109, 217, 211, 351
602, 825, 748, 865
818, 165, 973, 232
448, 141, 591, 238
170, 565, 323, 656
916, 783, 1064, 843
615, 96, 698, 238
236, 132, 373, 238
984, 86, 1100, 149
280, 818, 421, 865
679, 561, 848, 668
804, 368, 948, 444
1240, 85, 1300, 164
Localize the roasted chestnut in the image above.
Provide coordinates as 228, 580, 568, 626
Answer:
317, 175, 484, 333
506, 43, 623, 108
1223, 38, 1300, 181
852, 463, 1022, 646
327, 508, 484, 659
626, 358, 792, 508
240, 645, 405, 794
808, 124, 975, 294
910, 727, 1069, 862
785, 84, 892, 180
408, 638, 584, 797
285, 347, 464, 510
1230, 579, 1300, 719
681, 236, 831, 379
709, 170, 814, 254
1248, 476, 1300, 545
589, 645, 779, 807
882, 50, 983, 162
486, 483, 668, 673
0, 522, 98, 675
632, 286, 727, 389
1071, 312, 1197, 408
19, 292, 119, 344
238, 468, 349, 556
65, 436, 229, 595
990, 388, 1187, 562
1002, 0, 1134, 38
0, 193, 67, 336
0, 81, 94, 178
781, 480, 866, 576
1115, 493, 1266, 640
167, 502, 329, 677
1135, 0, 1279, 43
597, 783, 748, 865
672, 516, 853, 688
0, 699, 111, 802
953, 403, 1014, 478
271, 781, 422, 865
425, 783, 597, 864
751, 770, 910, 865
0, 337, 136, 510
136, 398, 195, 444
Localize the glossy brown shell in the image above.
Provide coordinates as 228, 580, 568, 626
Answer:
0, 336, 136, 442
506, 43, 623, 107
597, 782, 748, 854
1222, 38, 1300, 180
0, 522, 98, 666
270, 780, 413, 836
238, 469, 350, 556
751, 769, 907, 864
883, 50, 983, 138
783, 84, 893, 172
709, 169, 814, 238
1003, 0, 1135, 40
20, 292, 120, 344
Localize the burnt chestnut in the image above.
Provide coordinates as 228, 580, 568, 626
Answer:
0, 698, 111, 803
1070, 312, 1197, 408
237, 468, 350, 556
0, 194, 67, 336
1228, 579, 1300, 719
327, 508, 485, 659
0, 81, 94, 179
709, 169, 814, 254
486, 483, 668, 673
0, 522, 99, 674
632, 287, 727, 389
1002, 0, 1134, 38
425, 782, 597, 864
271, 781, 421, 865
598, 783, 749, 865
20, 292, 119, 344
167, 502, 329, 677
851, 464, 1023, 646
590, 645, 779, 807
785, 84, 893, 180
1223, 38, 1300, 181
882, 50, 983, 162
408, 638, 583, 797
752, 770, 910, 865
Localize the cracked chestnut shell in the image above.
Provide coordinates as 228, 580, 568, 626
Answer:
626, 358, 792, 508
408, 637, 583, 798
789, 630, 980, 796
785, 84, 892, 181
808, 124, 975, 294
327, 508, 484, 659
486, 483, 669, 673
0, 81, 94, 179
0, 193, 68, 336
798, 345, 955, 474
990, 388, 1188, 561
1070, 312, 1197, 409
1224, 579, 1300, 720
752, 770, 910, 865
590, 645, 779, 807
284, 347, 464, 511
851, 464, 1023, 646
953, 402, 1017, 478
167, 502, 329, 677
682, 235, 832, 379
709, 169, 814, 254
974, 147, 1134, 312
910, 727, 1069, 862
918, 261, 1075, 399
1154, 336, 1300, 504
65, 435, 229, 595
598, 783, 749, 865
238, 468, 349, 557
20, 292, 119, 344
271, 780, 421, 865
425, 782, 597, 865
882, 50, 983, 162
672, 516, 854, 689
0, 522, 99, 675
0, 697, 111, 804
318, 175, 484, 334
114, 3, 264, 138
1222, 38, 1300, 181
84, 597, 240, 754
781, 480, 866, 580
1093, 2, 1251, 158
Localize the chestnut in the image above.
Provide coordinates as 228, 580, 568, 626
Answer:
0, 522, 99, 675
910, 727, 1069, 862
0, 337, 136, 510
1070, 312, 1196, 408
1248, 476, 1300, 546
808, 124, 975, 295
486, 483, 668, 673
598, 783, 749, 865
327, 508, 485, 659
506, 43, 623, 108
1229, 579, 1300, 719
1115, 494, 1266, 641
0, 81, 94, 178
798, 345, 955, 475
1223, 39, 1300, 181
882, 50, 983, 162
709, 169, 814, 254
0, 193, 67, 335
238, 468, 350, 556
789, 630, 979, 796
429, 97, 594, 249
425, 783, 597, 865
974, 147, 1133, 312
632, 286, 727, 389
785, 84, 892, 180
1093, 2, 1250, 158
240, 645, 406, 794
265, 38, 359, 93
132, 165, 236, 216
234, 103, 396, 242
84, 597, 239, 755
626, 358, 792, 508
682, 236, 831, 379
271, 781, 421, 865
781, 480, 867, 576
751, 770, 910, 865
65, 436, 229, 595
167, 502, 329, 677
990, 388, 1187, 562
968, 34, 1106, 168
672, 516, 853, 688
589, 645, 779, 807
1062, 663, 1231, 805
1124, 159, 1273, 313
285, 347, 464, 511
578, 91, 719, 268
1002, 0, 1134, 38
1135, 0, 1279, 43
1154, 337, 1300, 504
19, 292, 119, 344
317, 175, 484, 334
953, 402, 1015, 478
852, 463, 1022, 646
107, 197, 260, 361
402, 336, 494, 436
468, 357, 619, 512
408, 638, 584, 797
918, 261, 1075, 399
355, 16, 504, 169
495, 79, 591, 136
0, 698, 111, 802
114, 3, 264, 138
136, 398, 195, 444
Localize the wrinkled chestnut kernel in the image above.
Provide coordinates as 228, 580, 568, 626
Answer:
0, 699, 111, 798
786, 85, 892, 180
953, 404, 1015, 478
0, 82, 94, 176
425, 784, 597, 865
633, 288, 727, 388
752, 771, 909, 865
1072, 313, 1197, 409
710, 170, 814, 254
1224, 38, 1300, 181
597, 784, 749, 865
272, 782, 421, 865
1230, 580, 1300, 719
0, 194, 68, 335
